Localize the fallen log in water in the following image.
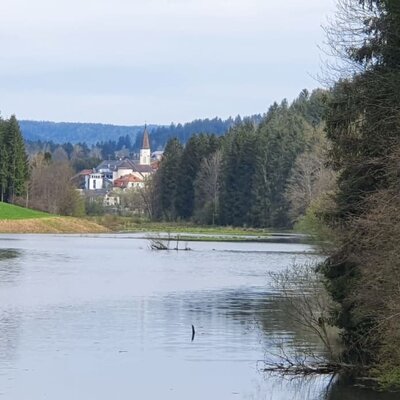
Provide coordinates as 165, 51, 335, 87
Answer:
263, 361, 354, 376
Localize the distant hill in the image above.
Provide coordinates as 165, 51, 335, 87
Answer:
19, 120, 155, 145
19, 115, 263, 151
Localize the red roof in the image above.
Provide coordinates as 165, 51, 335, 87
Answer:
79, 169, 93, 176
114, 174, 143, 188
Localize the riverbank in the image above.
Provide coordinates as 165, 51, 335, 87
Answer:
0, 202, 108, 233
90, 215, 272, 236
88, 216, 314, 243
0, 203, 286, 237
0, 217, 109, 233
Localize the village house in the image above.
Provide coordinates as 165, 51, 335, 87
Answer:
77, 126, 159, 209
92, 126, 153, 188
113, 174, 144, 190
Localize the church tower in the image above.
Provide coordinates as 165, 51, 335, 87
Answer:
139, 125, 151, 165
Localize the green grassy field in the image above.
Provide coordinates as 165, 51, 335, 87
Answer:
0, 202, 50, 220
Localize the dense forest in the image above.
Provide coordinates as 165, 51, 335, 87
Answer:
150, 89, 332, 229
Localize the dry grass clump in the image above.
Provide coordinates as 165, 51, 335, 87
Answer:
0, 217, 108, 233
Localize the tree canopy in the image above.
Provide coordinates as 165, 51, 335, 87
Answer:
151, 89, 328, 228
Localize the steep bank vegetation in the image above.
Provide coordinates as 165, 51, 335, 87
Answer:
319, 0, 400, 388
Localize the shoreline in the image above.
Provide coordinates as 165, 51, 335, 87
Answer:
0, 217, 109, 234
0, 216, 310, 244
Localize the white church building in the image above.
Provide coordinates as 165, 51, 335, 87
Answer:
86, 126, 155, 191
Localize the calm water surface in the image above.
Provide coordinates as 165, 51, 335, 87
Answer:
0, 234, 397, 400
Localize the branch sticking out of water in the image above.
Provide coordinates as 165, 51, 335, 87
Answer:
148, 234, 192, 251
149, 238, 170, 250
263, 361, 351, 376
191, 324, 195, 341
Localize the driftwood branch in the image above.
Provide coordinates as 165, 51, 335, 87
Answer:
263, 361, 352, 376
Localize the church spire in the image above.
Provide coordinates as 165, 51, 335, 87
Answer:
140, 124, 151, 165
142, 124, 150, 150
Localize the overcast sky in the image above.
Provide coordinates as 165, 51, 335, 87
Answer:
0, 0, 336, 125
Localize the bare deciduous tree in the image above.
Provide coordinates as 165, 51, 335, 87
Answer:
119, 187, 146, 215
52, 146, 69, 162
285, 138, 336, 223
193, 150, 222, 224
270, 263, 341, 362
339, 184, 400, 374
28, 155, 84, 216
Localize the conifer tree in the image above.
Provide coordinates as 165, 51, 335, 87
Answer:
250, 102, 309, 227
174, 134, 219, 219
157, 138, 183, 220
5, 115, 29, 202
219, 122, 257, 226
194, 150, 222, 225
0, 118, 8, 202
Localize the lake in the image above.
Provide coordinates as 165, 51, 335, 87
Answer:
0, 234, 397, 400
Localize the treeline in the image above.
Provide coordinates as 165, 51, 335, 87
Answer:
25, 135, 140, 173
150, 89, 330, 228
0, 116, 84, 216
132, 115, 262, 152
0, 116, 29, 202
25, 140, 103, 173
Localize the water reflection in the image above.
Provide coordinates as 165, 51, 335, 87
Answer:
0, 310, 21, 365
324, 375, 399, 400
0, 249, 22, 286
0, 235, 396, 399
0, 248, 19, 261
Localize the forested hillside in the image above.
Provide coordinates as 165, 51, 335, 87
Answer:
19, 121, 147, 145
21, 116, 263, 152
